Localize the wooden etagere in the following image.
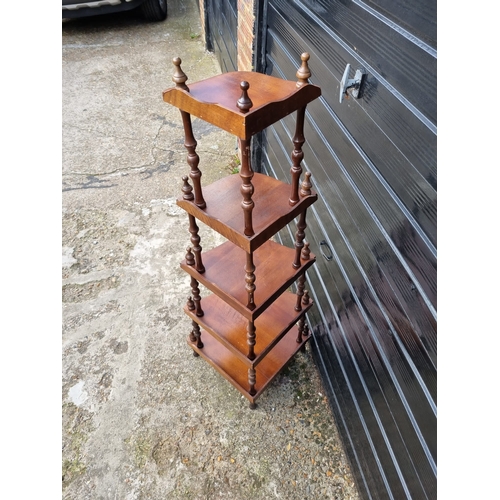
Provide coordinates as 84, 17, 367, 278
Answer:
163, 53, 321, 409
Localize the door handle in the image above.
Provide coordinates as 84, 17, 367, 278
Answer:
339, 63, 366, 103
319, 240, 333, 261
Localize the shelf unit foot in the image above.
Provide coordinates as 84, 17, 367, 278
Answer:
249, 402, 257, 410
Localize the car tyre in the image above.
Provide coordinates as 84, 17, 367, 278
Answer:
141, 0, 167, 22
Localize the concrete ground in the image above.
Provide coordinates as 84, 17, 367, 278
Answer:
62, 0, 361, 498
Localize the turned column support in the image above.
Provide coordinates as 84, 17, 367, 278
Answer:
181, 177, 205, 273
290, 106, 306, 206
293, 173, 314, 268
295, 242, 311, 310
190, 276, 204, 317
172, 57, 205, 208
180, 110, 206, 209
187, 295, 203, 354
289, 51, 312, 205
248, 367, 257, 396
301, 315, 310, 353
238, 137, 255, 237
190, 319, 203, 354
293, 210, 308, 269
297, 316, 305, 344
245, 251, 256, 311
247, 320, 256, 361
188, 215, 205, 273
297, 289, 311, 347
295, 273, 306, 312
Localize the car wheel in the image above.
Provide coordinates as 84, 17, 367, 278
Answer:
141, 0, 167, 22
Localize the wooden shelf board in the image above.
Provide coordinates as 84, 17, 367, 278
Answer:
177, 172, 317, 253
181, 239, 316, 321
184, 291, 313, 367
188, 325, 311, 403
163, 71, 321, 138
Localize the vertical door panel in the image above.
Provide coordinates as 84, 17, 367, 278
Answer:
258, 0, 437, 498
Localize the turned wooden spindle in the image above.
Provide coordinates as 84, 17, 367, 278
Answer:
296, 52, 312, 88
190, 320, 203, 354
188, 297, 197, 345
289, 105, 306, 206
180, 110, 206, 209
187, 292, 203, 355
293, 210, 308, 269
295, 272, 306, 312
172, 57, 189, 92
190, 276, 204, 317
290, 52, 312, 205
298, 291, 311, 346
295, 243, 311, 310
293, 174, 313, 267
247, 321, 256, 360
188, 214, 205, 273
239, 138, 255, 236
236, 81, 253, 113
296, 316, 305, 344
181, 175, 194, 201
248, 367, 257, 396
185, 246, 195, 267
245, 251, 256, 310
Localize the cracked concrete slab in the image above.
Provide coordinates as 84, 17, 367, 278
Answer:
62, 1, 361, 499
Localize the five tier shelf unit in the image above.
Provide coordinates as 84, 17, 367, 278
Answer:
163, 53, 322, 409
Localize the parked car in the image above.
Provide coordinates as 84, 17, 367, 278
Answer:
62, 0, 167, 22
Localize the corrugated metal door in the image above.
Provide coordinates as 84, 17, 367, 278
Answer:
255, 0, 437, 498
205, 0, 238, 72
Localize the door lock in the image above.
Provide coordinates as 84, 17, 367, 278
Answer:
339, 63, 366, 103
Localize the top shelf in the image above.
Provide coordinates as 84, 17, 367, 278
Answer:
162, 55, 321, 139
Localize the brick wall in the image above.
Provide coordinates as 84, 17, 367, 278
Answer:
198, 0, 206, 44
237, 0, 256, 71
198, 0, 257, 72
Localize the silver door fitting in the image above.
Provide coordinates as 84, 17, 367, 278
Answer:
339, 63, 366, 103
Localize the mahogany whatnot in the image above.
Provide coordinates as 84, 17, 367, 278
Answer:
164, 53, 321, 408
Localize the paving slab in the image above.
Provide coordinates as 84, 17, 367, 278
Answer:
62, 1, 360, 498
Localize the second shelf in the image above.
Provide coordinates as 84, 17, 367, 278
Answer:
177, 172, 317, 253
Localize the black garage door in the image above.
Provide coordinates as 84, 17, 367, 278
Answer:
205, 0, 238, 72
254, 0, 437, 498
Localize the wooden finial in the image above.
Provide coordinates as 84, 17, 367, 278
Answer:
187, 296, 195, 311
300, 172, 312, 197
172, 57, 189, 92
237, 81, 253, 113
301, 242, 311, 261
296, 52, 311, 88
302, 290, 311, 306
181, 175, 194, 201
185, 247, 195, 266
